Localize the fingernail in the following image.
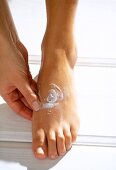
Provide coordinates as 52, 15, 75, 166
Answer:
32, 101, 40, 111
36, 147, 44, 155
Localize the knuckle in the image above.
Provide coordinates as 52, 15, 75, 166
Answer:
57, 135, 64, 142
49, 137, 56, 143
38, 139, 44, 146
48, 129, 56, 143
66, 134, 71, 141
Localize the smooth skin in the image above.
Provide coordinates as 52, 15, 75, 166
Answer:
32, 0, 80, 159
0, 0, 80, 159
0, 0, 40, 120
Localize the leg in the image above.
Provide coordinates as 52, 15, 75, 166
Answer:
0, 0, 29, 68
0, 0, 25, 52
32, 0, 80, 159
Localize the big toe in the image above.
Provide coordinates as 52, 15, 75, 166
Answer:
32, 129, 47, 160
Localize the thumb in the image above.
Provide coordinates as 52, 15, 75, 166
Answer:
16, 78, 40, 111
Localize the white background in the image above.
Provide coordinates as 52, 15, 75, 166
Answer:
9, 0, 116, 59
0, 1, 116, 169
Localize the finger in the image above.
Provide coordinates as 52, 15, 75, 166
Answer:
3, 90, 33, 120
4, 97, 32, 120
5, 89, 31, 110
18, 87, 36, 110
20, 96, 32, 109
16, 78, 40, 112
5, 89, 19, 102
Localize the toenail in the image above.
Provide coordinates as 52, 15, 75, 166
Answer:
60, 151, 66, 156
67, 145, 72, 150
36, 147, 44, 155
50, 154, 57, 159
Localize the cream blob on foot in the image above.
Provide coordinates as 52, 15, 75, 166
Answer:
37, 83, 64, 113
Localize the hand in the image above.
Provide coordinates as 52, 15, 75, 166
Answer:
0, 38, 39, 120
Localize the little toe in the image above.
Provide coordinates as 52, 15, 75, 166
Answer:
47, 130, 58, 159
32, 129, 47, 159
70, 125, 78, 143
57, 128, 66, 156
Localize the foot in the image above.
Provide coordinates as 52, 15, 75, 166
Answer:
32, 35, 80, 159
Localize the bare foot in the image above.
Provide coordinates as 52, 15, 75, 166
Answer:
32, 35, 80, 159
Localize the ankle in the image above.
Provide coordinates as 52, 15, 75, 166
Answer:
41, 32, 77, 68
41, 46, 77, 69
42, 27, 74, 46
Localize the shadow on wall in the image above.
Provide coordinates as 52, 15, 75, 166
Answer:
0, 147, 63, 170
0, 103, 63, 170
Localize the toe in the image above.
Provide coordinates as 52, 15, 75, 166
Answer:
47, 130, 58, 159
63, 127, 72, 151
32, 129, 47, 159
56, 128, 66, 156
70, 125, 78, 143
36, 147, 45, 159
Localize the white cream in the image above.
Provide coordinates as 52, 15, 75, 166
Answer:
38, 83, 64, 111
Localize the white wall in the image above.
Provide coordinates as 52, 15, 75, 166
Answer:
9, 0, 116, 59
